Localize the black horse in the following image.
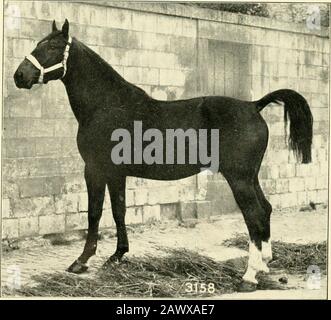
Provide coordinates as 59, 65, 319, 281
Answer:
14, 20, 313, 291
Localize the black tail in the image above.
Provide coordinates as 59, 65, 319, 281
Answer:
256, 89, 313, 164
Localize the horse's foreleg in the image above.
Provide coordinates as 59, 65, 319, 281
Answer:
67, 166, 106, 274
103, 176, 128, 267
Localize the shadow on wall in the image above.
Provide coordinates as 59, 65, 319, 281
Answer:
150, 69, 197, 101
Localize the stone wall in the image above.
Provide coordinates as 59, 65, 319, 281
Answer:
2, 1, 329, 239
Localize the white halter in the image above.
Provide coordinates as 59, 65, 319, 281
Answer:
25, 36, 72, 84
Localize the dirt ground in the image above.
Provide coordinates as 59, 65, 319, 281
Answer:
1, 208, 328, 299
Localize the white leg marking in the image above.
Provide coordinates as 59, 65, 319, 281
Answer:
262, 239, 272, 263
243, 241, 269, 283
242, 267, 258, 284
243, 242, 261, 284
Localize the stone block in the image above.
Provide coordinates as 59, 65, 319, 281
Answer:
148, 186, 179, 205
2, 218, 19, 239
261, 179, 276, 194
17, 119, 54, 138
157, 14, 183, 35
60, 2, 79, 24
126, 189, 135, 207
123, 66, 159, 85
17, 175, 64, 199
5, 138, 36, 158
279, 192, 298, 208
305, 177, 316, 190
65, 212, 88, 231
90, 5, 107, 27
18, 216, 38, 237
11, 196, 55, 218
289, 178, 306, 192
178, 185, 196, 202
54, 119, 77, 137
55, 194, 78, 214
316, 190, 328, 203
297, 191, 308, 206
160, 203, 179, 220
196, 201, 211, 219
126, 207, 143, 225
116, 29, 141, 50
39, 214, 65, 235
206, 180, 238, 214
316, 175, 328, 190
106, 7, 132, 30
3, 119, 17, 139
77, 193, 88, 212
179, 201, 197, 220
18, 177, 46, 198
134, 188, 148, 206
274, 179, 289, 194
278, 164, 296, 178
140, 32, 171, 52
2, 180, 19, 199
35, 138, 61, 156
143, 205, 161, 223
159, 69, 186, 86
132, 11, 157, 32
307, 190, 318, 203
2, 199, 12, 219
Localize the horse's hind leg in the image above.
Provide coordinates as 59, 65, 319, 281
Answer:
254, 177, 273, 263
103, 176, 129, 267
68, 166, 106, 273
226, 175, 269, 288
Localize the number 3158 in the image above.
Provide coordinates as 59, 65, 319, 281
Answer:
185, 282, 215, 294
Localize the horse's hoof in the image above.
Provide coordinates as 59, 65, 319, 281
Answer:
238, 281, 257, 292
259, 263, 270, 274
67, 260, 88, 274
262, 256, 273, 264
102, 255, 121, 269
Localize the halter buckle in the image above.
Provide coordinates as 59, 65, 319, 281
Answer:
38, 67, 44, 84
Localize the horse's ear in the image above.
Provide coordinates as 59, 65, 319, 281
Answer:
52, 20, 58, 32
62, 19, 69, 38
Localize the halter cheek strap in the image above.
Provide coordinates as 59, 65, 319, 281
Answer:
25, 36, 72, 84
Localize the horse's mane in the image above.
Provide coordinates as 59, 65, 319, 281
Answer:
75, 38, 150, 99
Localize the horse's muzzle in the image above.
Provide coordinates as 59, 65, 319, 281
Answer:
14, 70, 34, 89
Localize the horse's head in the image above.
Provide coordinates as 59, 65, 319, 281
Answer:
14, 19, 71, 89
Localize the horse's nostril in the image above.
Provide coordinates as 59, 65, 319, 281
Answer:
14, 70, 27, 88
14, 71, 22, 81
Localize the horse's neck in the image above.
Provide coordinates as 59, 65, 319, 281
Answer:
62, 39, 146, 124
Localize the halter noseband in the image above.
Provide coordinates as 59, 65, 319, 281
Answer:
25, 36, 72, 84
